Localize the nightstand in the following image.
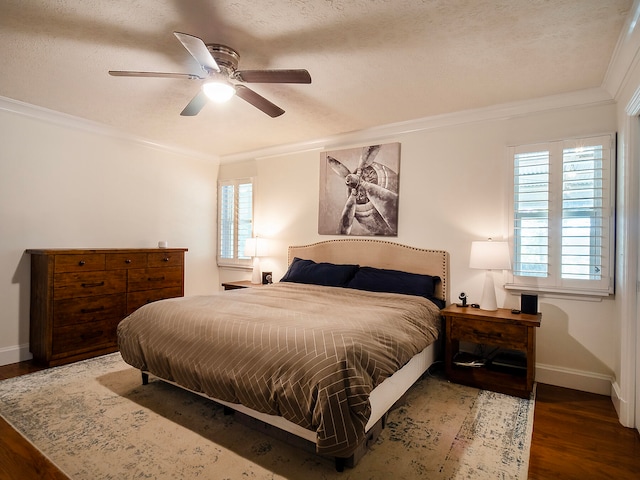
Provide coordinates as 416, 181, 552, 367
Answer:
221, 280, 268, 290
441, 305, 541, 398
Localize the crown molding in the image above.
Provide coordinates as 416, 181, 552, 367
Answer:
0, 96, 219, 164
0, 87, 614, 167
220, 87, 614, 163
603, 0, 640, 100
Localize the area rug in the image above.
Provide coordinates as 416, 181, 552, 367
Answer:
0, 353, 534, 479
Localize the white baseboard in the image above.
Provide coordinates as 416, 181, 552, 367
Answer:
611, 380, 635, 428
0, 344, 33, 366
535, 363, 613, 396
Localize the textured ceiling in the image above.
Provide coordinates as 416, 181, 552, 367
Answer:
0, 0, 632, 159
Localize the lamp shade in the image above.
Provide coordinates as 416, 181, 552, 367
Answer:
243, 237, 268, 257
469, 241, 511, 270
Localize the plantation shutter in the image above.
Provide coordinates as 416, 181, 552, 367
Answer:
513, 149, 550, 278
561, 141, 609, 282
217, 178, 254, 267
508, 134, 614, 296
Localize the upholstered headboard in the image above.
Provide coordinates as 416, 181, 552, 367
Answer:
288, 239, 449, 304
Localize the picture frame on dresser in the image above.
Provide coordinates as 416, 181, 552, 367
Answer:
26, 248, 187, 366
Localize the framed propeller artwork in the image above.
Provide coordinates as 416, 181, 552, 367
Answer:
319, 142, 400, 236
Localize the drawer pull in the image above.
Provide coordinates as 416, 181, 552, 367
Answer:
81, 281, 105, 288
163, 257, 170, 262
80, 306, 105, 314
78, 260, 86, 266
80, 330, 104, 341
125, 259, 132, 264
147, 276, 165, 282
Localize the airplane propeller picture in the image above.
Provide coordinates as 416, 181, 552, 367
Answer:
323, 143, 400, 235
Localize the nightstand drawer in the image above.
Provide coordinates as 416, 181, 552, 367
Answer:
450, 318, 528, 349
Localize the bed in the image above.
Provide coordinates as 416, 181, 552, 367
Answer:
117, 239, 449, 469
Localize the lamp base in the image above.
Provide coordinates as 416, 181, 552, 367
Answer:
251, 257, 261, 284
479, 270, 498, 311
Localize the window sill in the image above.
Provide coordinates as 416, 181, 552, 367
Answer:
504, 284, 613, 301
217, 264, 253, 271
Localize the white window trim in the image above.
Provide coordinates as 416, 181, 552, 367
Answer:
217, 177, 255, 269
505, 134, 616, 297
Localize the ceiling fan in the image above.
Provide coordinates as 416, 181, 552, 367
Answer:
109, 32, 311, 117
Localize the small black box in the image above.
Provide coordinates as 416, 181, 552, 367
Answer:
521, 293, 538, 315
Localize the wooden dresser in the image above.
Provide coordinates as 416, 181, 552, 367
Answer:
26, 248, 187, 366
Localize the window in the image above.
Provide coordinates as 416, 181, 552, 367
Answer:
217, 177, 254, 268
507, 134, 615, 296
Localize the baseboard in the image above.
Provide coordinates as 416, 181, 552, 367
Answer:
611, 380, 635, 428
0, 344, 33, 366
535, 363, 613, 396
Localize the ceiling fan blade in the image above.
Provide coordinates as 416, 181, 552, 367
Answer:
180, 91, 209, 116
235, 69, 311, 84
173, 32, 220, 72
109, 70, 204, 79
235, 85, 285, 117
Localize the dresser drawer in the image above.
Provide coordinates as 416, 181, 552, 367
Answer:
54, 254, 105, 273
52, 318, 119, 355
127, 267, 183, 292
105, 253, 148, 270
450, 318, 528, 349
127, 287, 184, 314
148, 251, 184, 268
54, 294, 126, 327
53, 270, 127, 299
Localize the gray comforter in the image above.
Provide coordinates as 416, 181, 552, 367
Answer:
117, 282, 441, 457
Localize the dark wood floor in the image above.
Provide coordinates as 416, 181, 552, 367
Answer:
1, 360, 639, 479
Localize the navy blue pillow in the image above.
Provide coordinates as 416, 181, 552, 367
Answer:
347, 266, 441, 298
280, 258, 359, 287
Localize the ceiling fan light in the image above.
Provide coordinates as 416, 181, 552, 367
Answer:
202, 81, 236, 103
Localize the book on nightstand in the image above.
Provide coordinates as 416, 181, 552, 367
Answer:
453, 351, 486, 368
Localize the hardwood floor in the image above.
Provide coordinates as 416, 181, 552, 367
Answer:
529, 383, 640, 479
0, 360, 639, 479
0, 361, 68, 479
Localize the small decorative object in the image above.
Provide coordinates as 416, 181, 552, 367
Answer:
318, 142, 400, 236
521, 293, 538, 314
262, 272, 273, 284
244, 237, 268, 284
469, 239, 511, 311
457, 292, 468, 307
158, 241, 168, 248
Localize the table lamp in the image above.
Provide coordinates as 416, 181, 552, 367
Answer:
244, 237, 268, 284
469, 239, 511, 311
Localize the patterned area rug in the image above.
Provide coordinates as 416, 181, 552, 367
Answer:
0, 353, 534, 479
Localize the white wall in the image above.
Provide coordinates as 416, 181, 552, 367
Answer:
0, 94, 623, 396
220, 98, 618, 394
0, 101, 220, 365
609, 24, 640, 427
